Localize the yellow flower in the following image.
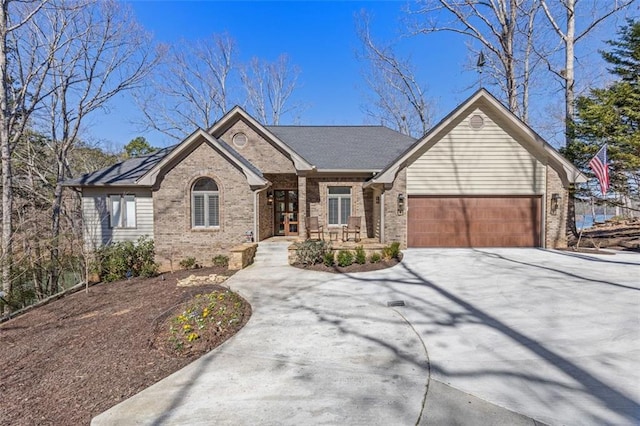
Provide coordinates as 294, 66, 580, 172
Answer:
187, 332, 199, 342
183, 324, 193, 332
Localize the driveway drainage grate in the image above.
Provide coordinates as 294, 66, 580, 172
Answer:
387, 300, 406, 307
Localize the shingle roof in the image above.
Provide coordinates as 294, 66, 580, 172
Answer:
64, 125, 415, 187
266, 126, 416, 170
62, 145, 177, 186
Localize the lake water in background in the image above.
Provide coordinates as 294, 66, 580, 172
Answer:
576, 214, 615, 230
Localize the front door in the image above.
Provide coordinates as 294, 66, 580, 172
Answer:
274, 190, 298, 236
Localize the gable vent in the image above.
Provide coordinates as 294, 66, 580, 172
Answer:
469, 114, 484, 130
233, 132, 248, 148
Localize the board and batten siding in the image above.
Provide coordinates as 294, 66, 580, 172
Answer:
407, 108, 546, 195
81, 187, 154, 249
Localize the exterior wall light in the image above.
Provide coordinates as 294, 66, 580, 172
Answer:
397, 193, 405, 215
267, 191, 274, 205
551, 193, 561, 215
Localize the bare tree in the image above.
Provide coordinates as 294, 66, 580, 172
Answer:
1, 0, 54, 301
25, 0, 158, 293
240, 54, 302, 125
357, 12, 433, 137
408, 0, 550, 122
538, 0, 635, 144
136, 33, 235, 139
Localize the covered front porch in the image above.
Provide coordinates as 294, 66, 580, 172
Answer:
256, 173, 386, 244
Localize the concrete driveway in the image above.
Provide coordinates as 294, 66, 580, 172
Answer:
93, 245, 639, 426
380, 248, 640, 426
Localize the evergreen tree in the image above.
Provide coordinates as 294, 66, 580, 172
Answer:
564, 20, 640, 199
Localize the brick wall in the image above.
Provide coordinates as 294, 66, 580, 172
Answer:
219, 120, 296, 174
545, 166, 568, 248
306, 176, 373, 238
383, 167, 407, 248
153, 140, 254, 271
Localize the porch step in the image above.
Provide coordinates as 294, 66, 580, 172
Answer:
253, 242, 290, 267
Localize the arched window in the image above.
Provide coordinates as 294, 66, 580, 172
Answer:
192, 177, 219, 228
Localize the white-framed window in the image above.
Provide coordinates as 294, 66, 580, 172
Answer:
328, 186, 351, 226
109, 194, 136, 228
192, 177, 220, 228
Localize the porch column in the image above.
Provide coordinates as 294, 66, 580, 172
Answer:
298, 175, 306, 238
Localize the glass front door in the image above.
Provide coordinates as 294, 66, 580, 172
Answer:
274, 190, 298, 236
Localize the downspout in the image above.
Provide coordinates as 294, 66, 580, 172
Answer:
253, 185, 271, 243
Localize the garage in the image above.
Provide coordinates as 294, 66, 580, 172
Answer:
408, 196, 542, 247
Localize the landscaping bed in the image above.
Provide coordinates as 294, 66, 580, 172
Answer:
0, 267, 250, 426
291, 240, 403, 273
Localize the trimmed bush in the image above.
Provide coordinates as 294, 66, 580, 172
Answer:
369, 252, 381, 263
296, 240, 332, 265
382, 242, 401, 260
337, 250, 354, 267
323, 251, 335, 267
179, 257, 197, 269
212, 255, 229, 267
93, 236, 158, 282
354, 245, 366, 264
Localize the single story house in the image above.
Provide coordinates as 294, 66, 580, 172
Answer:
64, 89, 586, 268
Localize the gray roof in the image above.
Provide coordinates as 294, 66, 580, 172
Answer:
266, 126, 416, 170
65, 125, 415, 187
63, 145, 177, 186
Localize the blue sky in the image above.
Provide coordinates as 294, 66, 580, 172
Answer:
90, 1, 475, 150
87, 1, 629, 151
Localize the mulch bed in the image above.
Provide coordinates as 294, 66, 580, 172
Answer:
294, 258, 400, 274
0, 267, 250, 426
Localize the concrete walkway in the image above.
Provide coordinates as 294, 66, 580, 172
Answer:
93, 242, 542, 425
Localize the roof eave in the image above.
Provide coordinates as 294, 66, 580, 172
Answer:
368, 89, 586, 187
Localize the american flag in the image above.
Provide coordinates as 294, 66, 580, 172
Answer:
588, 144, 609, 196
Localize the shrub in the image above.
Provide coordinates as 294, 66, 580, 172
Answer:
179, 257, 197, 269
296, 240, 332, 265
382, 242, 401, 260
323, 251, 335, 267
354, 245, 366, 264
337, 250, 354, 267
369, 252, 381, 263
93, 236, 158, 282
212, 255, 229, 267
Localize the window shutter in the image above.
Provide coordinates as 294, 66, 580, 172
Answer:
340, 197, 351, 225
328, 198, 338, 225
111, 196, 122, 228
208, 194, 219, 227
124, 195, 136, 228
193, 194, 205, 227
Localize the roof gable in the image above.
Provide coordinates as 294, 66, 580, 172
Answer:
367, 89, 587, 187
209, 106, 314, 171
136, 129, 268, 188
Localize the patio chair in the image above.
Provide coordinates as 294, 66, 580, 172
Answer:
306, 216, 324, 240
342, 216, 361, 242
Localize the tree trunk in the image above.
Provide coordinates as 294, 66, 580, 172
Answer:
0, 0, 13, 303
565, 0, 576, 143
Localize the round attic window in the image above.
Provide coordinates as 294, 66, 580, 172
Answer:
469, 114, 484, 130
232, 132, 248, 148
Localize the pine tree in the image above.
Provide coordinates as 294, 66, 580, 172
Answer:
564, 20, 640, 199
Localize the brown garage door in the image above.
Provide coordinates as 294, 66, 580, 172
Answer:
408, 196, 542, 247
